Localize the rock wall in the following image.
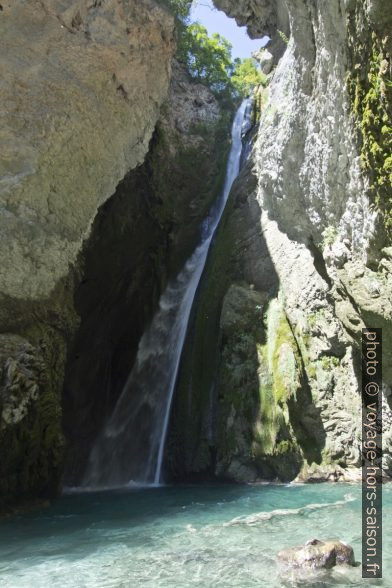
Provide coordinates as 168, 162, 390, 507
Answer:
0, 0, 232, 507
1, 0, 391, 505
0, 0, 175, 302
167, 0, 392, 482
0, 0, 176, 508
63, 62, 233, 485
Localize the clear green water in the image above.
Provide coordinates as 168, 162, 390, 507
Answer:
0, 483, 390, 587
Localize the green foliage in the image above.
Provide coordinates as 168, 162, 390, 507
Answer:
252, 86, 269, 124
179, 23, 234, 95
278, 30, 289, 45
251, 301, 299, 456
178, 23, 266, 102
320, 356, 340, 371
170, 0, 192, 18
322, 225, 338, 247
161, 1, 268, 103
231, 58, 267, 98
158, 0, 192, 19
347, 26, 392, 238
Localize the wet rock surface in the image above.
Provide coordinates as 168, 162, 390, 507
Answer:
0, 0, 175, 506
277, 539, 355, 570
168, 0, 391, 482
63, 62, 233, 485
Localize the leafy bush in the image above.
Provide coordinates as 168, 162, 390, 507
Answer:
231, 57, 267, 98
160, 2, 267, 103
178, 23, 265, 101
178, 23, 234, 94
158, 0, 192, 19
169, 0, 192, 18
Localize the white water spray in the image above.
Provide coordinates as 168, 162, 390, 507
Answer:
83, 99, 251, 488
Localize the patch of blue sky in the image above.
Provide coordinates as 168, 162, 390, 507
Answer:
190, 0, 268, 60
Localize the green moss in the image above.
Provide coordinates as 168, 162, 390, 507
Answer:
307, 313, 317, 328
347, 26, 392, 237
277, 30, 289, 45
251, 301, 303, 458
320, 449, 333, 466
322, 226, 338, 248
254, 358, 278, 455
252, 86, 269, 125
271, 311, 301, 402
320, 355, 340, 371
275, 439, 299, 455
293, 316, 320, 381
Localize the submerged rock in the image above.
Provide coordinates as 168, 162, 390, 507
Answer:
277, 539, 355, 570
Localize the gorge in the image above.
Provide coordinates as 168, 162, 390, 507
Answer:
0, 0, 391, 584
82, 99, 251, 489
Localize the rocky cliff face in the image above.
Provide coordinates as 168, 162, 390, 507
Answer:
0, 0, 176, 507
0, 0, 175, 302
167, 0, 392, 482
0, 0, 233, 507
63, 61, 232, 485
1, 0, 391, 507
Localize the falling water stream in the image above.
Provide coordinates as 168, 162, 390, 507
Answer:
2, 102, 391, 588
83, 99, 251, 488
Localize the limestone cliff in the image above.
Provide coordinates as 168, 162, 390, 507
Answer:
0, 0, 175, 302
0, 0, 232, 506
0, 0, 176, 507
63, 61, 232, 485
1, 0, 391, 506
167, 0, 392, 482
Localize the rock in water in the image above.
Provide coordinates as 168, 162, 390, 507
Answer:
277, 539, 355, 570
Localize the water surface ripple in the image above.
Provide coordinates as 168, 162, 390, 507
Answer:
0, 483, 390, 587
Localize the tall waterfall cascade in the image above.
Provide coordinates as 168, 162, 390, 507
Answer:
83, 99, 252, 488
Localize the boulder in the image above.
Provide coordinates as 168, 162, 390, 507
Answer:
277, 539, 355, 570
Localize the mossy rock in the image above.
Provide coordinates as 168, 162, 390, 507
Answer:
0, 334, 64, 510
347, 7, 392, 244
215, 294, 307, 481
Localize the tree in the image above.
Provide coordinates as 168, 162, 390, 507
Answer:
163, 0, 192, 20
179, 23, 234, 94
231, 58, 266, 98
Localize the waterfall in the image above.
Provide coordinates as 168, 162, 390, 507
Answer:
83, 99, 251, 488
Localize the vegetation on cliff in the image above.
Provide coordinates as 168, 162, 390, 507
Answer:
178, 23, 233, 93
347, 8, 392, 240
164, 0, 192, 18
161, 0, 265, 100
178, 23, 265, 100
231, 58, 267, 97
